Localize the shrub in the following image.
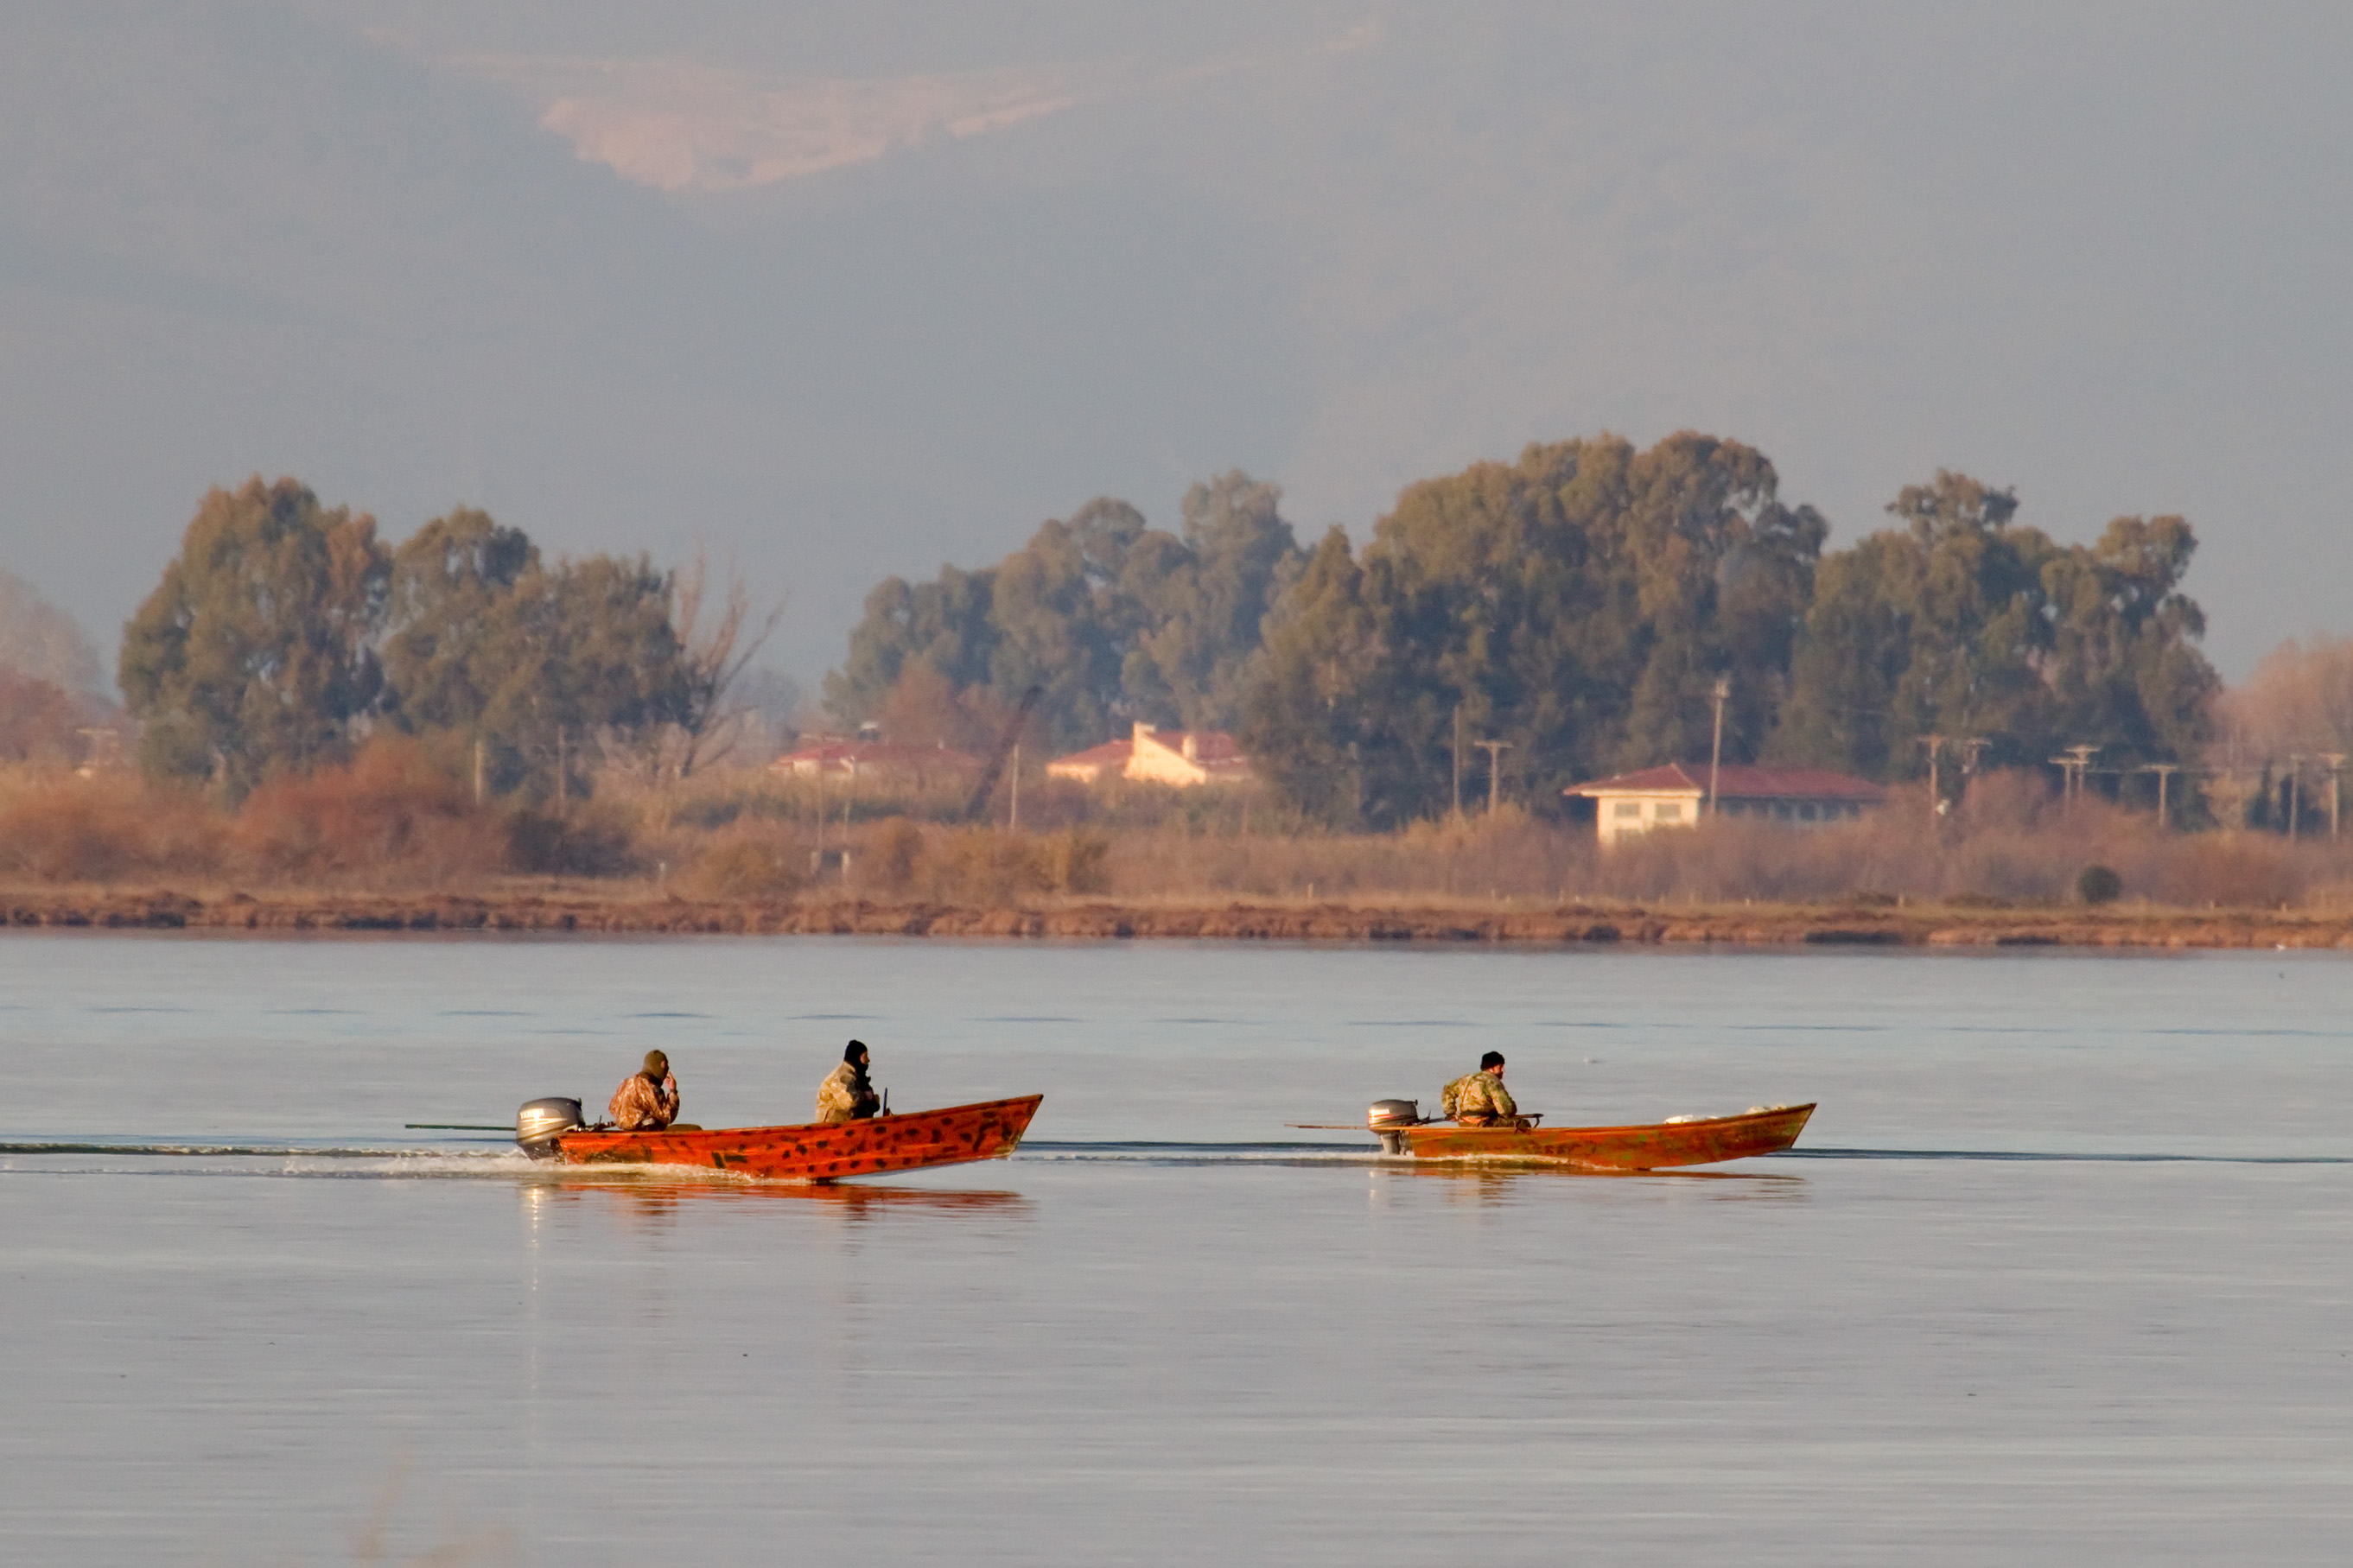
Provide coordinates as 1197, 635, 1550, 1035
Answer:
506, 803, 643, 877
235, 738, 500, 884
867, 817, 925, 893
0, 776, 226, 883
2076, 864, 2124, 905
679, 824, 805, 899
1037, 830, 1110, 894
927, 828, 1052, 904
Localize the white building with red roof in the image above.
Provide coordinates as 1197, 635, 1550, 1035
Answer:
1564, 762, 1885, 843
1047, 721, 1253, 788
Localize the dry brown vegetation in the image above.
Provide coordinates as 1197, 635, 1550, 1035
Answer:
3, 746, 2350, 924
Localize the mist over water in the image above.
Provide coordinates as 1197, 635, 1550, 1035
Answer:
4, 936, 2350, 1565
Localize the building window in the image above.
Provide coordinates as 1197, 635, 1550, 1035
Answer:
1612, 801, 1642, 818
1654, 802, 1683, 821
1799, 802, 1818, 822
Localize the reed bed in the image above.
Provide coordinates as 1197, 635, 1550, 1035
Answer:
3, 751, 2350, 914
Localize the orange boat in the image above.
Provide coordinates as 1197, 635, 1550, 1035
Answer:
1302, 1101, 1815, 1171
518, 1095, 1044, 1182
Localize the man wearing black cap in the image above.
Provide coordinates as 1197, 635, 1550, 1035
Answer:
1441, 1051, 1522, 1127
608, 1050, 681, 1131
814, 1039, 882, 1124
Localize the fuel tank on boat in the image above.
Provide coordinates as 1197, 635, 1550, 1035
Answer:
516, 1097, 584, 1158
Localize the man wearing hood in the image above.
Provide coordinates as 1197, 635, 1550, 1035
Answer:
815, 1039, 882, 1124
608, 1050, 681, 1131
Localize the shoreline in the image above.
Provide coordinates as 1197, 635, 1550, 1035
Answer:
3, 886, 2349, 949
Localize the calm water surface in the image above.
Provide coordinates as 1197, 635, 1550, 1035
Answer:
3, 936, 2350, 1565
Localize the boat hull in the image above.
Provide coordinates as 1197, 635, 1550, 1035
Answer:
554, 1095, 1044, 1182
1394, 1103, 1814, 1170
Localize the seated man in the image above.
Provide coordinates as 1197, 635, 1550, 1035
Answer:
1440, 1051, 1525, 1128
814, 1039, 881, 1124
609, 1050, 681, 1131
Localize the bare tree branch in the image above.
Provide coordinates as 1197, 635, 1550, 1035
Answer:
671, 548, 786, 778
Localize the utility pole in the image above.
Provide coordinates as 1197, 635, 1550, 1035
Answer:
2322, 752, 2347, 838
812, 750, 826, 875
1452, 703, 1465, 821
2144, 762, 2178, 829
474, 738, 486, 807
843, 759, 856, 884
556, 727, 568, 812
1708, 676, 1730, 816
1008, 743, 1021, 832
2049, 744, 2097, 809
1476, 740, 1510, 816
1919, 733, 1946, 814
2287, 754, 2303, 840
1956, 737, 1989, 810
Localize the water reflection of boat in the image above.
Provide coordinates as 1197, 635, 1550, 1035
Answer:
531, 1177, 1033, 1218
1301, 1102, 1816, 1170
531, 1095, 1044, 1182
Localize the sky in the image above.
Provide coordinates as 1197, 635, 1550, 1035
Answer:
4, 1, 2350, 691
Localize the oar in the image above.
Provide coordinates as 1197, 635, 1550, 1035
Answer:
405, 1122, 511, 1131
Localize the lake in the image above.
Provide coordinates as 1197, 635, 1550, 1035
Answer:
3, 935, 2349, 1565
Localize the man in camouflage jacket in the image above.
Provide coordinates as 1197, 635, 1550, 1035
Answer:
608, 1050, 681, 1131
1441, 1051, 1523, 1127
815, 1039, 881, 1124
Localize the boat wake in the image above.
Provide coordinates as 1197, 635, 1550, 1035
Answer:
0, 1138, 536, 1181
0, 1139, 518, 1159
1780, 1146, 2353, 1165
1019, 1139, 1432, 1168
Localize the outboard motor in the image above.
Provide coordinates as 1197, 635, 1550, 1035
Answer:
1368, 1098, 1421, 1156
516, 1097, 585, 1159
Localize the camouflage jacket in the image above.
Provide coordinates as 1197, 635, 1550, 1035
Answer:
815, 1062, 880, 1124
1440, 1069, 1517, 1123
608, 1072, 680, 1132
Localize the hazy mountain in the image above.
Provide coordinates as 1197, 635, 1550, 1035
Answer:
6, 2, 2351, 689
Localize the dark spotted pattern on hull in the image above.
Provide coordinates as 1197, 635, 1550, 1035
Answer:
555, 1095, 1044, 1182
1396, 1102, 1815, 1170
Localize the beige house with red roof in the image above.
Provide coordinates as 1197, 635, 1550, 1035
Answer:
1047, 721, 1252, 788
1564, 763, 1884, 843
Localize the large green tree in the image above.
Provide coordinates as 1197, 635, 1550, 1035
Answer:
121, 477, 389, 791
1771, 472, 2216, 778
125, 485, 698, 800
380, 515, 690, 797
824, 476, 1302, 752
380, 507, 539, 735
1240, 433, 1825, 826
1123, 472, 1305, 731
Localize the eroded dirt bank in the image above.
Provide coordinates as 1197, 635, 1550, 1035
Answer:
3, 888, 2350, 949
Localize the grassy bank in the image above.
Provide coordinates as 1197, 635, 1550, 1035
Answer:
4, 746, 2350, 946
3, 883, 2349, 949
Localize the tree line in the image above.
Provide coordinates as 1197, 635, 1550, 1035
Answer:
825, 472, 1304, 753
834, 433, 2217, 827
119, 477, 754, 798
